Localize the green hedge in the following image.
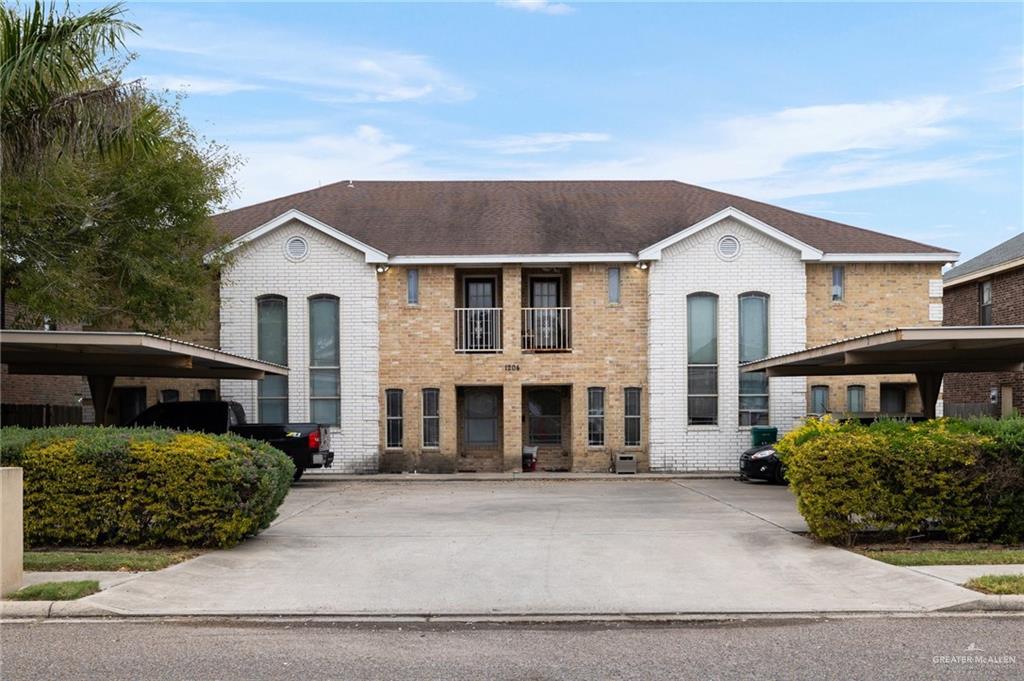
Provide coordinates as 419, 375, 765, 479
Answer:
775, 415, 1024, 545
0, 426, 294, 548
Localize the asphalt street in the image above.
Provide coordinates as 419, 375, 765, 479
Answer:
2, 616, 1021, 680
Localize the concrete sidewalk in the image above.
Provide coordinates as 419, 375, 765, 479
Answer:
77, 480, 980, 617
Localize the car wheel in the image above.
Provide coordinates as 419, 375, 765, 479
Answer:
773, 465, 786, 485
293, 467, 305, 482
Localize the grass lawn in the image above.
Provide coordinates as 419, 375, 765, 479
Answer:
965, 575, 1024, 595
7, 580, 100, 601
24, 548, 200, 572
859, 548, 1024, 566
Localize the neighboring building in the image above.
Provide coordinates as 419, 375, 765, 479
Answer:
210, 181, 955, 472
942, 232, 1024, 417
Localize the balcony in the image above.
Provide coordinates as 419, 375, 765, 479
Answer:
522, 307, 572, 352
455, 307, 502, 352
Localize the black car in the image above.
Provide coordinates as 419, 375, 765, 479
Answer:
130, 400, 334, 481
739, 443, 785, 484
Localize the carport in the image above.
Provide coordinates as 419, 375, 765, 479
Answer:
741, 326, 1024, 419
0, 330, 288, 425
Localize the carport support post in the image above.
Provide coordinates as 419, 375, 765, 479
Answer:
915, 371, 943, 420
87, 374, 116, 426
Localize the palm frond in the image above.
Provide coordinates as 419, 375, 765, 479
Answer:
0, 1, 145, 171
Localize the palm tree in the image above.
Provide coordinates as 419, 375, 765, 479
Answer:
0, 1, 159, 173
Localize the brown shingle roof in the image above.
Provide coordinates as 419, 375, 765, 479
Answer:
212, 180, 951, 256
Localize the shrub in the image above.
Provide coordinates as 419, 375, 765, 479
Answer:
0, 426, 294, 548
776, 416, 1024, 545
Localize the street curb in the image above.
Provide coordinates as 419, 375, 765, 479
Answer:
6, 602, 1024, 620
0, 599, 118, 618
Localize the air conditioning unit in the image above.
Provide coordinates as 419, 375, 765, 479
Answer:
614, 453, 637, 474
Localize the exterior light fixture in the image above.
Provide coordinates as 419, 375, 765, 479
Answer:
376, 264, 390, 273
635, 261, 649, 270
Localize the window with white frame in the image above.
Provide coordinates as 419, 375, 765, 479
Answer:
979, 281, 993, 325
407, 268, 419, 305
847, 385, 865, 413
256, 295, 288, 423
810, 385, 829, 414
687, 293, 718, 425
422, 388, 439, 448
587, 387, 605, 446
608, 267, 621, 304
309, 295, 340, 426
385, 389, 403, 448
624, 387, 641, 446
738, 292, 769, 426
831, 266, 845, 302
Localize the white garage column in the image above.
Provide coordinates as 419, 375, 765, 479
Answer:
219, 220, 380, 473
648, 217, 807, 471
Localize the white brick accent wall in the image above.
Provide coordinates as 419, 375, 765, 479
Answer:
648, 217, 807, 471
219, 220, 380, 473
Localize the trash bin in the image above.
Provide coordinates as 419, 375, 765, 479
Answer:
522, 446, 538, 472
751, 426, 778, 447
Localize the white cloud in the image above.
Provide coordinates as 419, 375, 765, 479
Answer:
230, 125, 424, 207
129, 11, 472, 104
548, 97, 977, 198
497, 1, 574, 16
140, 74, 262, 95
223, 97, 988, 208
984, 52, 1024, 93
467, 132, 609, 154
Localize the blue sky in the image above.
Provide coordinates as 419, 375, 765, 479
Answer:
117, 1, 1022, 262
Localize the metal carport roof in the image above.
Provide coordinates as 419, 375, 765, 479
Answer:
0, 330, 287, 424
740, 326, 1024, 419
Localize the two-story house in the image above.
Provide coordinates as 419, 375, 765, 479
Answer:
942, 232, 1024, 417
207, 181, 956, 473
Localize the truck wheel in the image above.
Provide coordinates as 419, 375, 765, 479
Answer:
293, 467, 305, 482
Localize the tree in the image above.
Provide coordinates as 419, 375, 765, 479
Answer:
1, 2, 235, 333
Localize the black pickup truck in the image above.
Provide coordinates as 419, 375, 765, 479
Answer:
129, 400, 334, 481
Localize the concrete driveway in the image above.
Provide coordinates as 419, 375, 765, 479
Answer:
86, 479, 978, 616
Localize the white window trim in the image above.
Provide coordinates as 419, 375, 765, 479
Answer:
422, 388, 440, 449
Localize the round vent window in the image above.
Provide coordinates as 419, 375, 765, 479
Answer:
284, 236, 309, 261
716, 235, 741, 261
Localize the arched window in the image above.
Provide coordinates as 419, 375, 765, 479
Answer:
257, 295, 288, 422
308, 295, 340, 426
739, 292, 769, 426
687, 292, 718, 425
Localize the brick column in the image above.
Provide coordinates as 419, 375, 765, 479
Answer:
502, 266, 523, 470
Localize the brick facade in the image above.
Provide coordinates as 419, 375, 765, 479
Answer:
4, 190, 955, 470
218, 220, 380, 473
943, 266, 1024, 416
803, 262, 943, 416
378, 263, 648, 472
648, 217, 808, 471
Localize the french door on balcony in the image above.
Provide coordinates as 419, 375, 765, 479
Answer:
458, 277, 500, 352
524, 277, 568, 351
